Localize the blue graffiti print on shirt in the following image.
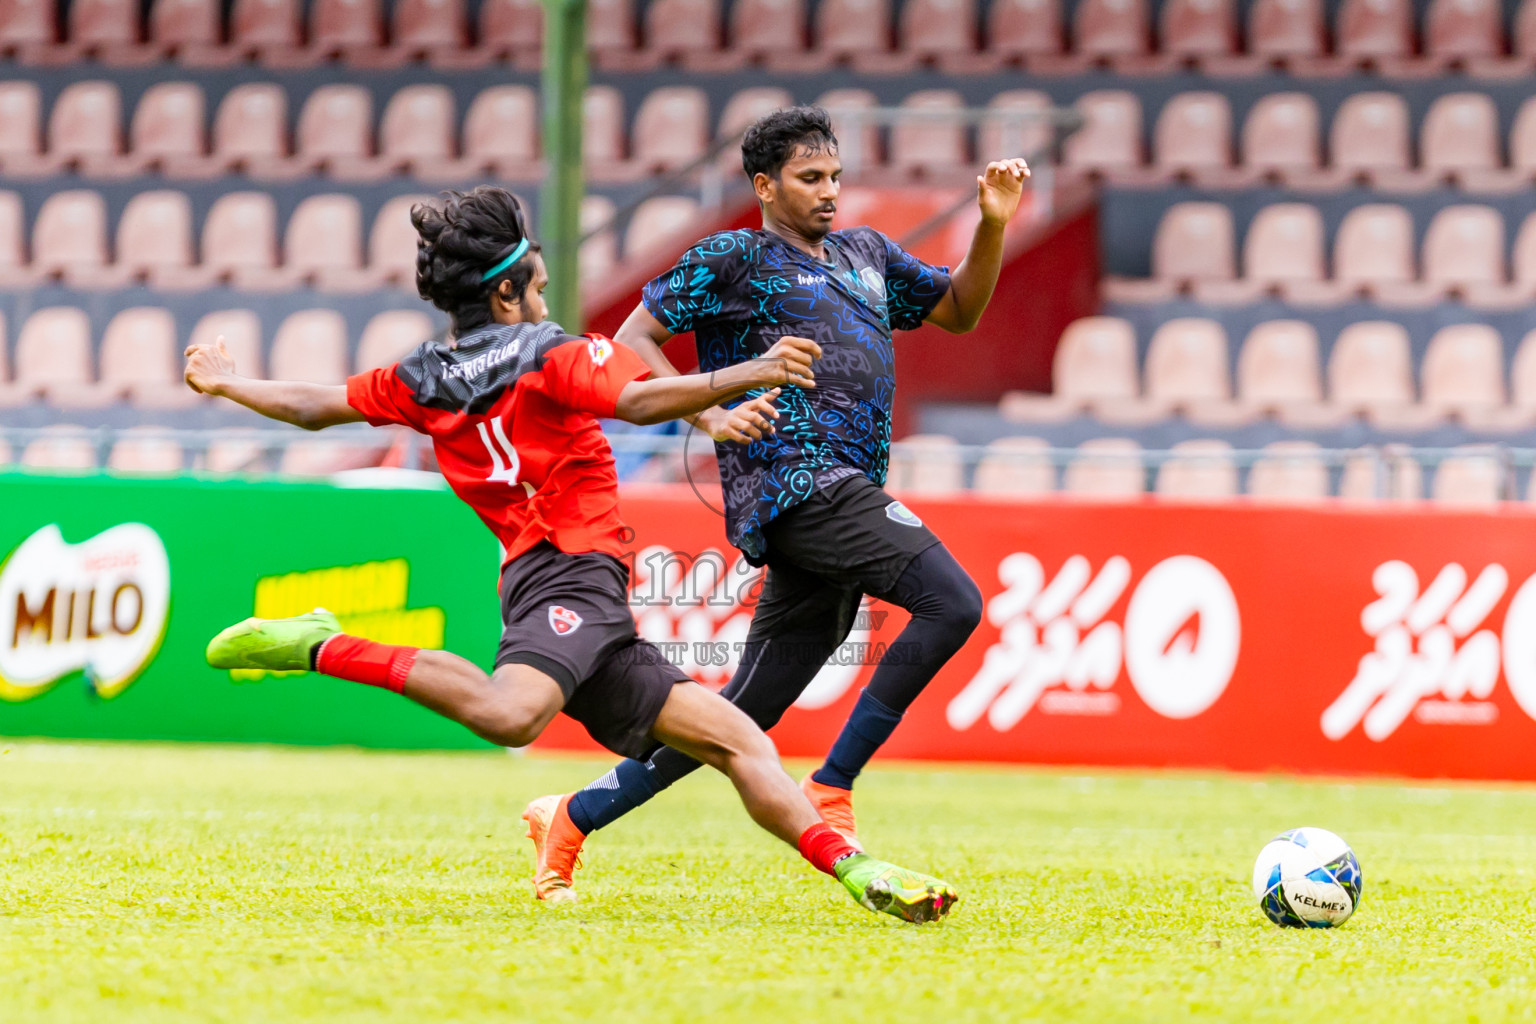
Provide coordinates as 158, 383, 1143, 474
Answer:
642, 227, 951, 562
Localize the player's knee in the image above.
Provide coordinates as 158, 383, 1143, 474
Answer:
470, 699, 544, 748
944, 572, 984, 637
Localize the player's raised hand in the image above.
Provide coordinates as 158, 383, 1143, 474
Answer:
184, 335, 237, 395
977, 158, 1031, 227
759, 335, 821, 389
712, 388, 782, 444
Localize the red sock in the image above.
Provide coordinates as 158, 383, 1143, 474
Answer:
798, 822, 858, 877
315, 634, 419, 694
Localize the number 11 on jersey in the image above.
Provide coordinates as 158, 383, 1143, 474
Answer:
477, 418, 521, 485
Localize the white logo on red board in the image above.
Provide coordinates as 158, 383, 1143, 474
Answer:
587, 336, 613, 367
548, 605, 583, 636
948, 553, 1240, 730
1323, 561, 1508, 741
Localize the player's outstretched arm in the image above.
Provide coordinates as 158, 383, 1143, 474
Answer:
612, 336, 820, 438
185, 337, 364, 431
614, 306, 748, 443
924, 157, 1030, 334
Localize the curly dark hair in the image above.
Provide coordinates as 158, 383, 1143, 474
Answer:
411, 186, 542, 336
740, 106, 839, 181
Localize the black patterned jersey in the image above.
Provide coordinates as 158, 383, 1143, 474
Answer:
642, 226, 951, 562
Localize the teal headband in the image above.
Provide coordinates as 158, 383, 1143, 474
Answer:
480, 238, 530, 282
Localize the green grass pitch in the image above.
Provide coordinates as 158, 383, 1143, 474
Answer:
1, 741, 1534, 1023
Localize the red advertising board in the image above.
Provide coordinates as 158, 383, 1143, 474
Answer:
533, 487, 1536, 781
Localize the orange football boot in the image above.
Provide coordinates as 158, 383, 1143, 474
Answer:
801, 774, 864, 851
522, 793, 585, 903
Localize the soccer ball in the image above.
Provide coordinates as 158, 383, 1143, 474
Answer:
1251, 827, 1363, 928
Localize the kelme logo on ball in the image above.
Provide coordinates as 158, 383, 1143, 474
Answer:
0, 523, 171, 700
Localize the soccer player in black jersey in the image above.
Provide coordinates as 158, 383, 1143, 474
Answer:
526, 108, 1030, 899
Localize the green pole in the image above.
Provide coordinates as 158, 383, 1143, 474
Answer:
540, 0, 586, 332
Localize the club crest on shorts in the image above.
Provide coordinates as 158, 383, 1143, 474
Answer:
548, 605, 583, 636
885, 500, 923, 527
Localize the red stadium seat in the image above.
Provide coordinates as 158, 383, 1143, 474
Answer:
731, 0, 805, 64
901, 0, 977, 61
583, 85, 630, 180
979, 89, 1052, 163
588, 0, 637, 54
987, 0, 1062, 61
295, 85, 378, 179
0, 81, 44, 175
973, 437, 1054, 495
1432, 448, 1503, 506
1334, 204, 1416, 295
392, 0, 467, 56
462, 85, 539, 177
1155, 439, 1238, 501
279, 438, 387, 476
1329, 322, 1415, 413
369, 193, 429, 288
15, 308, 94, 407
129, 81, 211, 176
816, 88, 882, 170
1062, 91, 1143, 174
1247, 441, 1328, 502
357, 310, 435, 371
1248, 0, 1324, 58
285, 194, 369, 291
379, 85, 456, 175
47, 80, 124, 174
478, 0, 542, 60
1337, 0, 1414, 59
715, 86, 792, 171
230, 0, 301, 53
887, 435, 963, 495
68, 0, 142, 51
1420, 92, 1501, 183
644, 0, 723, 63
109, 429, 186, 473
212, 83, 289, 175
1422, 204, 1505, 292
1153, 92, 1232, 176
310, 0, 384, 54
625, 195, 702, 257
149, 0, 222, 50
1074, 0, 1149, 56
1425, 0, 1503, 58
580, 195, 618, 288
21, 427, 98, 468
1508, 98, 1536, 179
203, 191, 290, 289
814, 0, 895, 62
1063, 438, 1144, 497
270, 310, 349, 385
1330, 92, 1412, 183
0, 190, 32, 286
1144, 317, 1231, 409
1161, 0, 1236, 58
1236, 320, 1324, 411
1241, 92, 1320, 180
1244, 203, 1325, 289
114, 189, 209, 289
1001, 316, 1139, 422
1103, 201, 1232, 302
891, 90, 968, 178
0, 0, 55, 50
1517, 0, 1536, 57
190, 309, 264, 379
1421, 323, 1506, 416
32, 190, 107, 283
630, 87, 708, 172
99, 307, 194, 408
205, 433, 276, 475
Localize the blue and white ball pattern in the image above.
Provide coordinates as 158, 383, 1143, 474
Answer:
1251, 827, 1363, 928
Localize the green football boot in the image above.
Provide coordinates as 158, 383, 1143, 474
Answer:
834, 853, 960, 924
206, 609, 340, 672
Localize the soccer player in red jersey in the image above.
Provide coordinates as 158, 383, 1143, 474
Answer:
187, 186, 957, 922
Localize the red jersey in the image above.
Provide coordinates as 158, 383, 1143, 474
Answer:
346, 321, 651, 565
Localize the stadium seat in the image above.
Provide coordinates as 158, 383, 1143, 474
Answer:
731, 0, 806, 65
285, 194, 369, 291
1241, 93, 1320, 181
1161, 0, 1236, 59
203, 191, 288, 289
309, 0, 384, 56
0, 0, 56, 51
392, 0, 468, 58
212, 83, 289, 176
1062, 91, 1143, 175
47, 81, 123, 175
891, 90, 968, 178
816, 89, 882, 170
12, 307, 94, 407
115, 189, 212, 290
813, 0, 896, 65
1235, 320, 1326, 417
1432, 448, 1503, 506
68, 0, 144, 59
583, 86, 629, 179
1420, 323, 1506, 418
99, 306, 195, 408
1143, 318, 1231, 414
887, 434, 964, 494
0, 81, 44, 175
1517, 0, 1536, 58
580, 195, 619, 288
587, 0, 638, 62
149, 0, 223, 54
270, 310, 349, 385
1425, 0, 1503, 59
1420, 93, 1501, 183
1337, 0, 1415, 60
378, 85, 456, 176
1243, 203, 1325, 294
1328, 321, 1416, 416
295, 85, 378, 179
973, 436, 1055, 494
1063, 438, 1144, 497
1155, 439, 1238, 500
1153, 92, 1233, 179
1001, 316, 1139, 422
630, 87, 709, 172
625, 196, 702, 258
356, 310, 435, 371
130, 81, 211, 177
987, 0, 1063, 62
1074, 0, 1149, 57
32, 189, 108, 283
1104, 202, 1233, 301
1508, 328, 1536, 415
190, 309, 264, 378
279, 437, 387, 476
979, 90, 1053, 163
1502, 98, 1536, 182
205, 430, 271, 474
900, 0, 978, 63
108, 428, 185, 474
1421, 205, 1505, 294
1333, 204, 1416, 297
1329, 93, 1412, 185
462, 85, 539, 178
644, 0, 724, 66
21, 427, 97, 470
478, 0, 543, 62
230, 0, 301, 56
369, 194, 429, 289
1249, 0, 1325, 59
715, 86, 793, 171
1247, 440, 1329, 502
1341, 447, 1423, 501
0, 190, 32, 286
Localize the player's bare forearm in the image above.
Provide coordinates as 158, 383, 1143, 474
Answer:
925, 158, 1030, 334
613, 307, 683, 379
214, 376, 362, 431
613, 336, 820, 428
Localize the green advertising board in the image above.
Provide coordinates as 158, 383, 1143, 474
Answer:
0, 470, 503, 749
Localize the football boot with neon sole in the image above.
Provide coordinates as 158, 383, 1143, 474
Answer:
834, 853, 959, 924
206, 609, 340, 671
801, 774, 863, 851
522, 794, 585, 903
